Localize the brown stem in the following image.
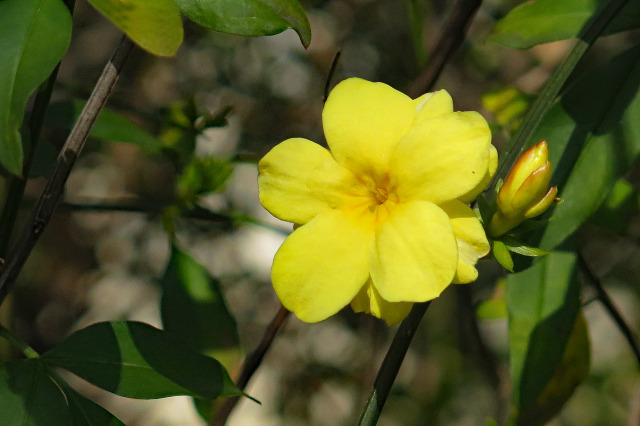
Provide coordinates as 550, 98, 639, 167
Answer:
578, 252, 640, 368
0, 36, 134, 307
408, 0, 483, 98
211, 305, 290, 426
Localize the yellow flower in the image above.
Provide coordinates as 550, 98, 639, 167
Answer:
488, 140, 558, 237
258, 78, 495, 325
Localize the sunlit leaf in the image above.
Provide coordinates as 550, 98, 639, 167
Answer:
161, 245, 240, 360
42, 321, 243, 400
476, 280, 507, 320
0, 359, 72, 425
506, 251, 580, 419
492, 239, 514, 272
86, 0, 183, 56
0, 0, 72, 176
490, 0, 640, 49
176, 0, 312, 48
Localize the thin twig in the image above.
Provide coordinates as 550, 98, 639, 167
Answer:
407, 0, 483, 98
211, 305, 290, 426
0, 36, 134, 307
578, 252, 640, 368
357, 302, 430, 426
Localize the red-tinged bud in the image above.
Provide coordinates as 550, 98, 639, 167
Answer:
488, 141, 558, 237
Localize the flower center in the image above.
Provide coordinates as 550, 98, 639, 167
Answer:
374, 186, 388, 204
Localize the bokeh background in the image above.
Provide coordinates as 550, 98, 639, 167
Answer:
2, 0, 640, 424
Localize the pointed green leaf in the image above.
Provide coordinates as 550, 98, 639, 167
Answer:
86, 0, 183, 56
44, 101, 163, 152
517, 312, 590, 425
476, 280, 507, 320
161, 245, 240, 359
534, 44, 640, 250
506, 251, 580, 418
501, 236, 550, 257
492, 239, 514, 272
490, 0, 640, 49
0, 0, 72, 176
0, 359, 72, 425
65, 386, 125, 426
42, 321, 243, 400
176, 0, 312, 48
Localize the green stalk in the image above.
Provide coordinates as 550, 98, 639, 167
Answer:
0, 322, 39, 359
488, 0, 631, 198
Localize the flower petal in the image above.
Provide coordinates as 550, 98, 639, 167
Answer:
459, 144, 498, 203
370, 200, 458, 302
323, 78, 415, 179
258, 138, 363, 224
413, 89, 453, 123
441, 201, 490, 284
350, 280, 413, 326
391, 111, 491, 204
272, 209, 373, 323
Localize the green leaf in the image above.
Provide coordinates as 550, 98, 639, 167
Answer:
490, 0, 640, 49
176, 156, 234, 204
517, 312, 590, 425
161, 245, 240, 359
0, 0, 72, 176
506, 251, 580, 419
176, 0, 312, 48
501, 236, 550, 257
589, 178, 640, 233
65, 386, 125, 426
476, 280, 507, 320
534, 44, 640, 249
492, 239, 514, 272
44, 101, 163, 152
42, 321, 243, 400
0, 359, 72, 425
86, 0, 183, 56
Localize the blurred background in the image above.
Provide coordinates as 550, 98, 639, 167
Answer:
2, 0, 640, 424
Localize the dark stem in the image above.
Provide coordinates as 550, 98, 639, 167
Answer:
0, 36, 134, 307
407, 0, 483, 98
578, 252, 640, 367
323, 50, 342, 102
357, 302, 430, 426
0, 0, 76, 256
211, 305, 290, 426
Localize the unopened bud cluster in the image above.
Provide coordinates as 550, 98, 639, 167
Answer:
488, 141, 557, 237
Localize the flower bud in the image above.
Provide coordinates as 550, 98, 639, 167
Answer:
488, 141, 558, 237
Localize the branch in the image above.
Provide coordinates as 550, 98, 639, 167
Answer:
357, 302, 431, 426
578, 252, 640, 368
211, 305, 290, 426
407, 0, 483, 98
0, 36, 135, 307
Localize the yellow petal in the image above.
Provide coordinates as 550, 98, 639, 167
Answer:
258, 138, 363, 225
370, 200, 458, 302
459, 144, 498, 203
350, 280, 414, 326
323, 78, 415, 179
413, 89, 453, 123
272, 209, 373, 323
441, 201, 490, 284
391, 112, 491, 204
